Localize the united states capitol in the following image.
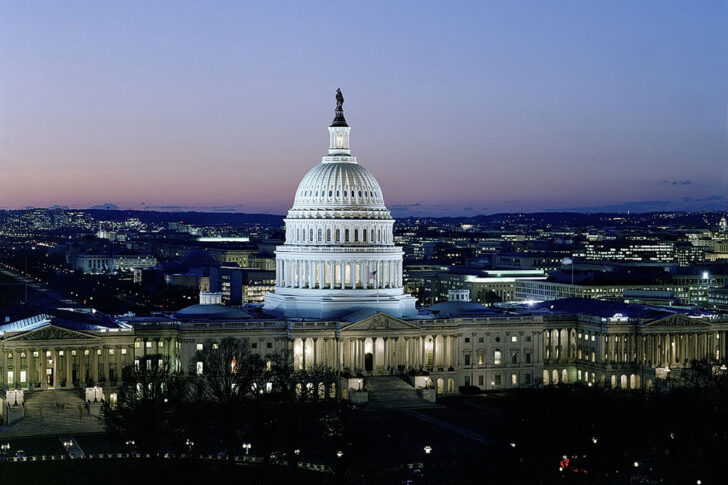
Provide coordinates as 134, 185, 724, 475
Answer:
2, 93, 728, 420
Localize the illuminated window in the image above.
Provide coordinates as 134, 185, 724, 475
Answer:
213, 343, 219, 350
135, 342, 140, 348
59, 351, 64, 357
494, 350, 502, 365
511, 374, 518, 385
196, 362, 203, 375
121, 349, 126, 355
511, 336, 518, 343
97, 349, 102, 355
84, 350, 90, 356
109, 349, 114, 355
146, 341, 152, 348
196, 344, 203, 351
33, 351, 39, 357
158, 341, 163, 348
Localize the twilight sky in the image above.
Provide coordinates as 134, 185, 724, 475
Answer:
1, 1, 726, 216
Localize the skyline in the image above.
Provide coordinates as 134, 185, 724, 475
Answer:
1, 1, 727, 216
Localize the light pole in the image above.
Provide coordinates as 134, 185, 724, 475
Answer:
185, 438, 194, 456
1, 443, 10, 456
242, 443, 251, 456
63, 440, 73, 454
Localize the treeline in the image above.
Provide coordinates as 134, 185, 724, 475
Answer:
104, 337, 348, 469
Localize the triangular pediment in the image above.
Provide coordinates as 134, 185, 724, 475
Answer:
6, 324, 100, 342
644, 314, 711, 328
343, 312, 419, 332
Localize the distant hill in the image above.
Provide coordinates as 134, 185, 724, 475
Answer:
88, 203, 120, 210
86, 209, 284, 226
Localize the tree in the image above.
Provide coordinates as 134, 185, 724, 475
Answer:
191, 337, 265, 459
104, 354, 190, 456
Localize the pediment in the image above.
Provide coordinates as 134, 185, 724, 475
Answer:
343, 313, 419, 332
644, 314, 711, 328
6, 324, 99, 342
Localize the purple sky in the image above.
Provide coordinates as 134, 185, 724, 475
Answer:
1, 1, 726, 216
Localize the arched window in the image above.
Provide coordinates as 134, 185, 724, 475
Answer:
351, 190, 354, 197
377, 229, 381, 242
296, 228, 300, 241
317, 229, 322, 242
309, 229, 313, 241
345, 229, 350, 242
329, 190, 332, 197
335, 229, 340, 242
354, 229, 359, 242
370, 229, 374, 242
326, 229, 331, 242
363, 229, 367, 242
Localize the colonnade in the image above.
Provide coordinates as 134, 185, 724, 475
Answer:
339, 334, 458, 374
545, 328, 727, 368
1, 343, 135, 389
276, 259, 402, 289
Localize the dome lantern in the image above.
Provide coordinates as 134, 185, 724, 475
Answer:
327, 89, 352, 160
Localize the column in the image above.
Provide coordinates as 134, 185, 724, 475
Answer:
66, 349, 72, 388
433, 336, 439, 368
372, 337, 378, 370
421, 336, 426, 369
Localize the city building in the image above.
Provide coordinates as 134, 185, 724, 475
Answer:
2, 93, 728, 415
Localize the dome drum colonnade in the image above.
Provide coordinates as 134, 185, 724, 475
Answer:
264, 91, 417, 319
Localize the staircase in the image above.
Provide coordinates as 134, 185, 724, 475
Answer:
1, 390, 104, 438
365, 376, 436, 410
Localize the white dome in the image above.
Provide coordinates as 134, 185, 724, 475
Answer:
289, 162, 390, 219
263, 90, 417, 320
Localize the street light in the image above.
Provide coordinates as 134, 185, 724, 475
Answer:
63, 440, 73, 453
242, 443, 252, 455
424, 445, 432, 454
336, 450, 343, 459
185, 438, 194, 455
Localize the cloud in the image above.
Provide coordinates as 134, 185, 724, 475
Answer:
683, 195, 725, 203
389, 203, 421, 211
662, 180, 692, 186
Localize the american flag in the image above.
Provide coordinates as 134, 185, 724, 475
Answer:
368, 270, 377, 280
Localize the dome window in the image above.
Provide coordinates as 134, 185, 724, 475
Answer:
358, 191, 362, 197
363, 230, 367, 242
309, 229, 314, 241
351, 191, 354, 197
335, 229, 340, 242
329, 191, 332, 197
345, 229, 350, 242
336, 190, 340, 197
326, 229, 331, 242
317, 229, 322, 242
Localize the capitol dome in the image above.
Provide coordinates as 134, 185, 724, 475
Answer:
263, 90, 417, 320
289, 162, 390, 218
